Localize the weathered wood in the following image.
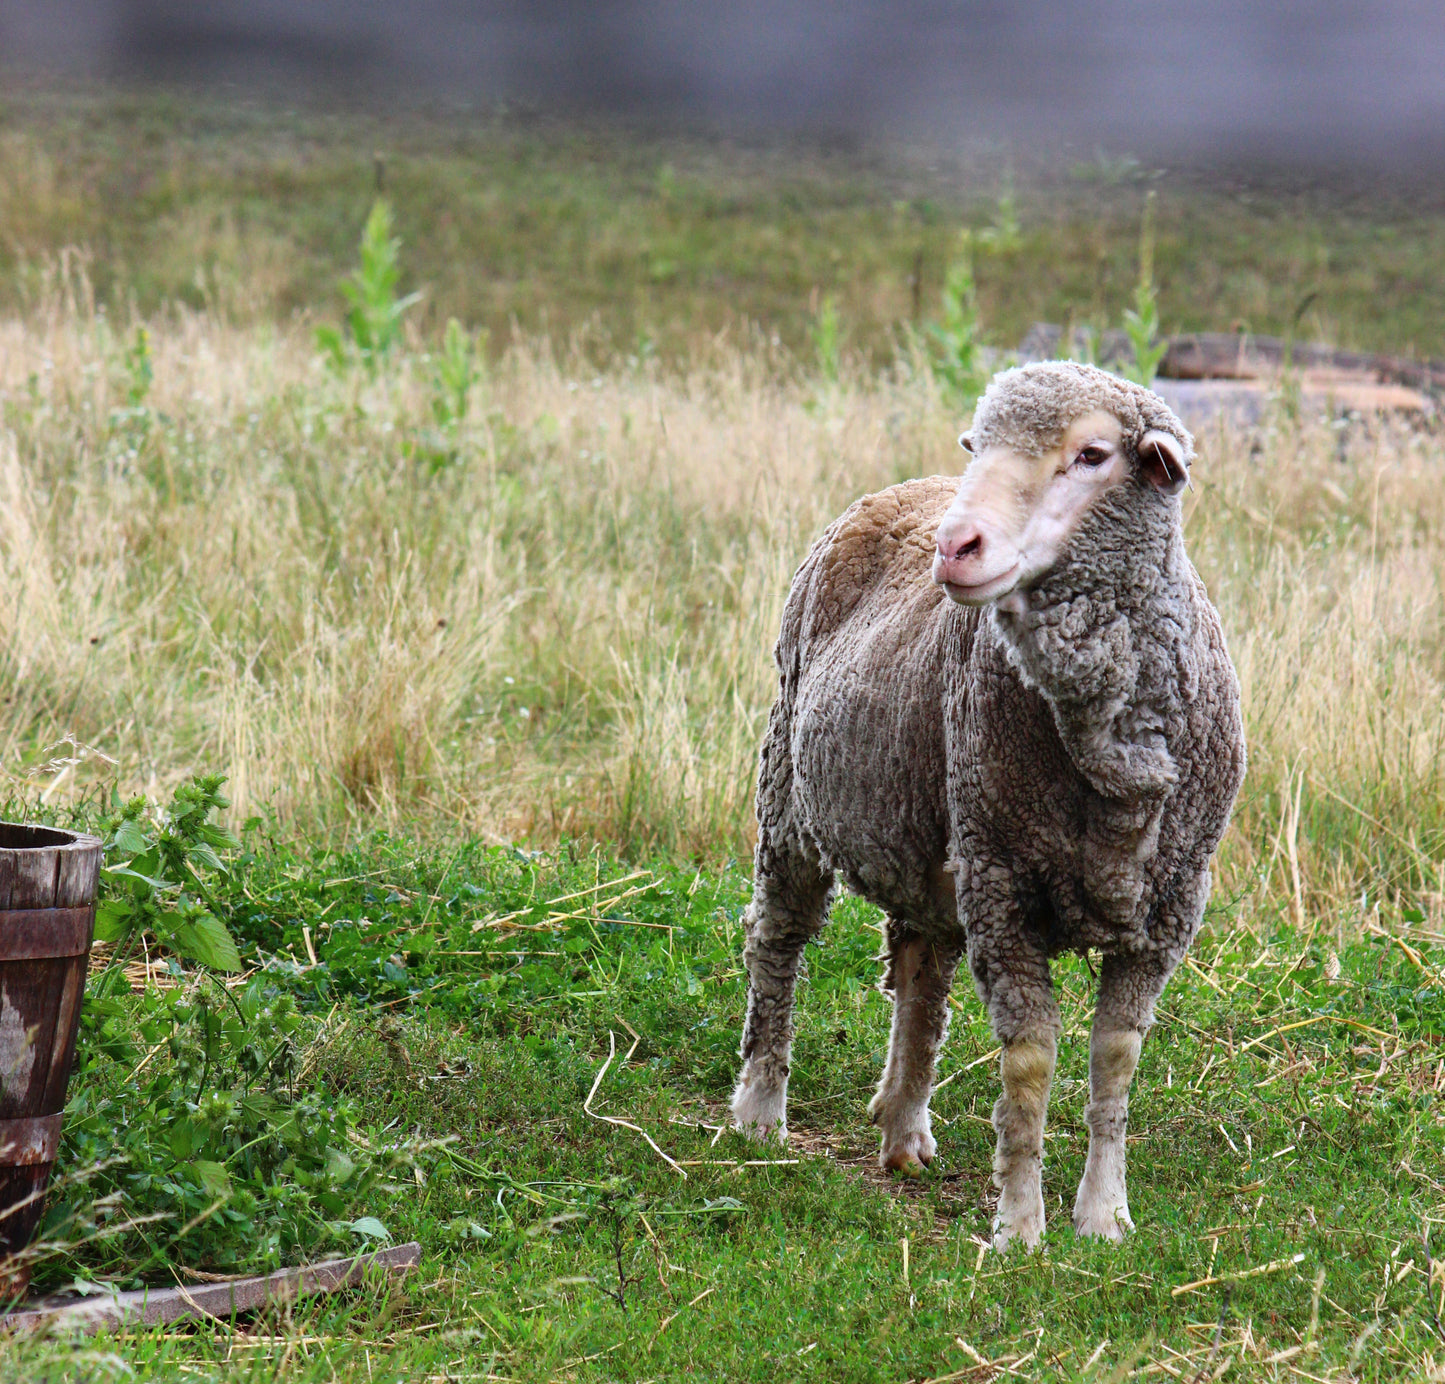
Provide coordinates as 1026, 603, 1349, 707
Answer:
2, 1241, 422, 1335
41, 955, 88, 1116
0, 1114, 63, 1164
1161, 331, 1445, 389
1153, 375, 1433, 429
5, 841, 58, 911
0, 1168, 48, 1294
0, 910, 93, 961
53, 841, 100, 912
0, 826, 102, 1295
1019, 324, 1445, 399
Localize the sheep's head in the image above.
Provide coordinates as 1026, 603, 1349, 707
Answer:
933, 362, 1193, 607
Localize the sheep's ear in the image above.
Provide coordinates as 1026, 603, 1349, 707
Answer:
1138, 430, 1188, 494
958, 431, 974, 453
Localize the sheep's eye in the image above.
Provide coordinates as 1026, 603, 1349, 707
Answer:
1075, 445, 1108, 467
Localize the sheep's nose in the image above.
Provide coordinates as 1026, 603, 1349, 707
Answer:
933, 513, 1021, 601
935, 520, 985, 564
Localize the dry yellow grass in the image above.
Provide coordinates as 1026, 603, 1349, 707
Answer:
1186, 406, 1445, 932
0, 276, 1441, 934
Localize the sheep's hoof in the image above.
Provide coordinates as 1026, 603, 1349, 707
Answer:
730, 1082, 788, 1143
991, 1185, 1046, 1252
990, 1217, 1044, 1253
879, 1128, 935, 1177
732, 1117, 787, 1145
1073, 1204, 1134, 1242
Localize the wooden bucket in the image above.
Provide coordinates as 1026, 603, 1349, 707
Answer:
0, 824, 102, 1298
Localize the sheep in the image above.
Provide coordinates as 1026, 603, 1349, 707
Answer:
731, 360, 1245, 1250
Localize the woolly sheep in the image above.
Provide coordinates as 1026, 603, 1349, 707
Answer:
731, 361, 1246, 1250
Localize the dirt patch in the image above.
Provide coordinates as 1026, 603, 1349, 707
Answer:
792, 1124, 994, 1220
676, 1100, 995, 1230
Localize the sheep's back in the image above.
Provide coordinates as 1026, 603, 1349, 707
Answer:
775, 475, 970, 930
785, 476, 961, 661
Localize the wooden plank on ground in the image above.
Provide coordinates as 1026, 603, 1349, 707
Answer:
1, 1241, 420, 1335
1019, 323, 1445, 394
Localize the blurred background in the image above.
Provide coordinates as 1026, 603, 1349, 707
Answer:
5, 0, 1445, 166
4, 0, 1445, 363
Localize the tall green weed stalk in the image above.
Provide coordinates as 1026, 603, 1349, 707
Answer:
1121, 191, 1168, 385
316, 199, 421, 375
977, 181, 1022, 254
811, 294, 841, 386
411, 316, 487, 473
433, 317, 482, 429
122, 325, 152, 407
930, 231, 989, 408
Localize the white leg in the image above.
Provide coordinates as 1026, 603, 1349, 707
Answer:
1072, 947, 1179, 1240
991, 1033, 1056, 1251
1072, 1026, 1143, 1240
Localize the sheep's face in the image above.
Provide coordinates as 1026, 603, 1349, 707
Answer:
932, 410, 1186, 606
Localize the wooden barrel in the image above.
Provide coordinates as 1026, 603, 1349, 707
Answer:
0, 824, 101, 1298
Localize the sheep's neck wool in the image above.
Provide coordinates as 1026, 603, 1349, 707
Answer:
984, 482, 1200, 929
990, 483, 1191, 804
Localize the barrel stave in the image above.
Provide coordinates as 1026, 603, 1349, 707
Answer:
0, 828, 103, 1295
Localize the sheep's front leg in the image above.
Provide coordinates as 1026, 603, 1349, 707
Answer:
969, 926, 1061, 1251
992, 1030, 1057, 1250
868, 922, 963, 1175
731, 849, 833, 1142
1073, 950, 1175, 1241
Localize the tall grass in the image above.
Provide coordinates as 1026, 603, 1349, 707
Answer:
1189, 412, 1445, 932
0, 268, 934, 853
0, 268, 1442, 932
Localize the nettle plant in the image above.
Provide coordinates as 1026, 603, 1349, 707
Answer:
96, 773, 243, 973
37, 776, 431, 1288
57, 971, 423, 1286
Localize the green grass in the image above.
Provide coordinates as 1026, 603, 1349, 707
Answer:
3, 836, 1441, 1381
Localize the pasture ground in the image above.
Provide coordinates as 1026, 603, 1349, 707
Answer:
3, 841, 1441, 1382
0, 88, 1441, 1380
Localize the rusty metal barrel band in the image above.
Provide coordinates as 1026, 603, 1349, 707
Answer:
0, 907, 95, 960
0, 1113, 62, 1165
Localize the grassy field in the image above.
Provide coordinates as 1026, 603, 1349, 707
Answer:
6, 87, 1445, 363
0, 91, 1441, 1380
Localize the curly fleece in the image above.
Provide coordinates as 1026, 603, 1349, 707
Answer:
966, 360, 1197, 463
733, 362, 1246, 1172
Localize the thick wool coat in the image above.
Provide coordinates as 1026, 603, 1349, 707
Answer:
757, 364, 1246, 1043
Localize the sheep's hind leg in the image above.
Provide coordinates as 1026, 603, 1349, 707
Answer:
868, 922, 964, 1176
731, 845, 832, 1143
1073, 950, 1174, 1241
